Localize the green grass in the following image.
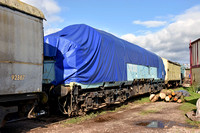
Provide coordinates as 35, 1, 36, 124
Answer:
133, 96, 150, 104
186, 118, 200, 126
175, 87, 200, 114
108, 104, 129, 112
140, 109, 159, 115
63, 112, 99, 124
174, 87, 200, 126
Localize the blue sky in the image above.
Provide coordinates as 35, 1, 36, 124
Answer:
21, 0, 200, 64
56, 0, 200, 36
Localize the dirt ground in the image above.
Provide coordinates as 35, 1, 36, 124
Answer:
1, 100, 200, 133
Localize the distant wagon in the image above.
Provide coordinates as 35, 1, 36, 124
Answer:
189, 38, 200, 87
162, 58, 181, 87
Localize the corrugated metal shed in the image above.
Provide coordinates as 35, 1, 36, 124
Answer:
190, 38, 200, 87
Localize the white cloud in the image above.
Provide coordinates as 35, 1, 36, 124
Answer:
20, 0, 63, 36
133, 20, 167, 28
20, 0, 62, 22
122, 5, 200, 64
41, 0, 60, 15
44, 28, 61, 36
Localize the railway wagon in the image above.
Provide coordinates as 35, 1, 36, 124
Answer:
43, 24, 166, 116
0, 0, 45, 127
162, 58, 181, 87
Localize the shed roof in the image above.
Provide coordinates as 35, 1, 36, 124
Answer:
191, 38, 200, 45
0, 0, 45, 19
162, 57, 181, 66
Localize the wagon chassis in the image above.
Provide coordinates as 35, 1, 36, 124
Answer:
49, 79, 165, 116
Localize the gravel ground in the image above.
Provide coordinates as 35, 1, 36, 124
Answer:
1, 100, 200, 133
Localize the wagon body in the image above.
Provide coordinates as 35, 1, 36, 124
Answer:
44, 24, 166, 89
0, 0, 44, 95
0, 0, 44, 127
162, 58, 181, 86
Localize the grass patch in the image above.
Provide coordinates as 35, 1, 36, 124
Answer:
133, 96, 150, 104
175, 87, 200, 114
174, 87, 200, 126
103, 104, 129, 113
186, 118, 200, 126
63, 112, 99, 124
140, 109, 159, 115
114, 104, 129, 111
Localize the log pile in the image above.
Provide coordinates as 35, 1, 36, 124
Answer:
149, 89, 185, 103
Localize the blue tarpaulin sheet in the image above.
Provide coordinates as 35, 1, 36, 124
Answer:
44, 24, 165, 85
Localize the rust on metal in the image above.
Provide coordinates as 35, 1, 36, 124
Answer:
0, 60, 42, 66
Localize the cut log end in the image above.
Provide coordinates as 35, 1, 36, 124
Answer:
149, 94, 156, 101
159, 92, 166, 100
177, 99, 182, 103
165, 96, 170, 102
151, 94, 159, 102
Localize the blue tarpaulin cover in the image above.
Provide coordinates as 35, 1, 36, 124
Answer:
44, 24, 165, 85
